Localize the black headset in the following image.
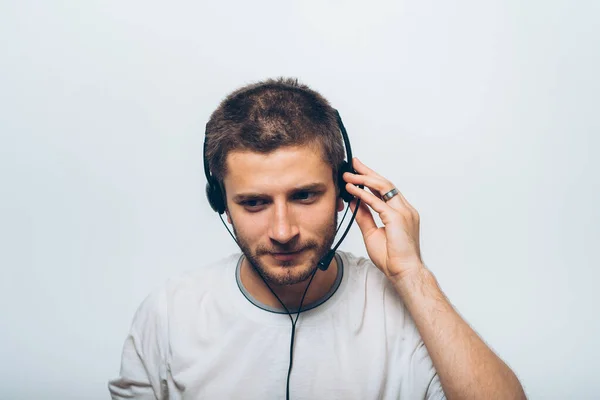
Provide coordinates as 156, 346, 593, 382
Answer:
204, 110, 356, 215
202, 109, 361, 399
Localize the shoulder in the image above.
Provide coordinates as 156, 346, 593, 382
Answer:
130, 253, 241, 331
337, 250, 418, 333
337, 250, 395, 295
163, 253, 241, 295
337, 250, 373, 270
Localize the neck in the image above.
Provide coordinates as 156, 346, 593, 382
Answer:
240, 256, 339, 312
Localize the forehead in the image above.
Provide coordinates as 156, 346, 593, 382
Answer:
223, 145, 334, 193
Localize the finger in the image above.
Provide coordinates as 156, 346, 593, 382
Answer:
343, 171, 390, 192
349, 158, 411, 206
351, 157, 387, 181
343, 172, 403, 208
394, 190, 416, 213
382, 186, 416, 212
343, 171, 412, 212
349, 158, 419, 216
346, 182, 393, 218
349, 198, 378, 237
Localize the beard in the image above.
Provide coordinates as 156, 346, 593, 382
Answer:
232, 212, 338, 286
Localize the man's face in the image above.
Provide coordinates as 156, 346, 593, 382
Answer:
223, 144, 344, 286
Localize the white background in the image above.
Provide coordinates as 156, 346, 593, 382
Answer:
1, 1, 598, 399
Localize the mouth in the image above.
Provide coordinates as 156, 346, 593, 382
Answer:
269, 249, 305, 262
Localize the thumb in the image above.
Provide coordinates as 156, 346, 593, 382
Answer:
350, 199, 377, 237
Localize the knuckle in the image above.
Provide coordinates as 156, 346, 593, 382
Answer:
412, 209, 420, 221
400, 209, 412, 220
393, 209, 410, 222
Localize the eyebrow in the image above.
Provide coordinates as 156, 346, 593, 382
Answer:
232, 182, 328, 202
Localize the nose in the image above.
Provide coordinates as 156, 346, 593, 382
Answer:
268, 202, 299, 245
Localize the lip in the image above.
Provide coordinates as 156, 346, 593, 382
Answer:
270, 250, 304, 262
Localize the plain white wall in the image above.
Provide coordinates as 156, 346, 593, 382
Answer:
1, 0, 598, 398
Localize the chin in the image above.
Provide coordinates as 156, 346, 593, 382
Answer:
258, 254, 318, 286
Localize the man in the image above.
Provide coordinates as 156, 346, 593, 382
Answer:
109, 78, 526, 399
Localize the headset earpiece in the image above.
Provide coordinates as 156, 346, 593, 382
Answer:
203, 127, 227, 215
337, 160, 355, 203
333, 110, 358, 203
206, 178, 226, 214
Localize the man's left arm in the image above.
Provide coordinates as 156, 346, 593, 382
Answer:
395, 264, 526, 399
344, 158, 526, 400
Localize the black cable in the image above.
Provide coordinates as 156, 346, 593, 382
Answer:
208, 108, 360, 399
336, 201, 350, 235
219, 214, 320, 399
218, 197, 360, 399
331, 198, 360, 254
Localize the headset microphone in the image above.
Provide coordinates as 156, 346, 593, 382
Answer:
317, 251, 335, 271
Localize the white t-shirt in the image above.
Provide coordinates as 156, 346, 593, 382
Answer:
109, 251, 445, 399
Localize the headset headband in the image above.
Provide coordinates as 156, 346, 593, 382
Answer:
204, 109, 355, 213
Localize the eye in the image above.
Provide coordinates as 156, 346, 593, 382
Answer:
240, 198, 268, 211
293, 191, 318, 203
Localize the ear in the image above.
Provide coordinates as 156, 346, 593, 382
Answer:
226, 209, 232, 224
337, 197, 345, 212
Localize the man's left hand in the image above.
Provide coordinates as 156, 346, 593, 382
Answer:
343, 157, 424, 285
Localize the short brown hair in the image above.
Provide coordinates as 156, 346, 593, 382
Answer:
205, 77, 345, 183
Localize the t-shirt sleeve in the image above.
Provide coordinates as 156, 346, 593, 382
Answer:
410, 339, 446, 400
425, 370, 446, 400
108, 288, 169, 400
378, 267, 447, 400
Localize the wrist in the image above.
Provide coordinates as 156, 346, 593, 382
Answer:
392, 264, 441, 300
389, 262, 427, 286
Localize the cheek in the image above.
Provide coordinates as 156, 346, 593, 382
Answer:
299, 201, 338, 232
230, 212, 267, 240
